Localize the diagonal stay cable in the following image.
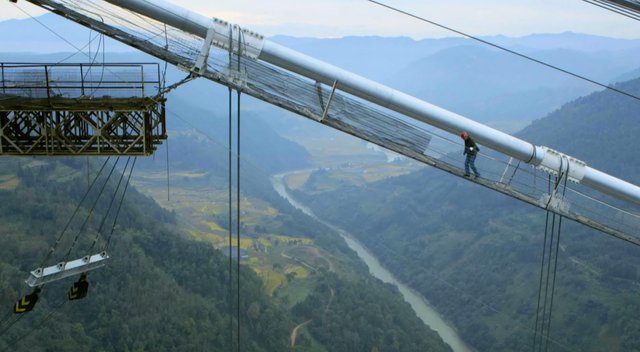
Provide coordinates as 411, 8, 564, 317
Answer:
364, 0, 640, 103
39, 157, 110, 269
103, 157, 137, 251
88, 157, 131, 253
63, 157, 120, 262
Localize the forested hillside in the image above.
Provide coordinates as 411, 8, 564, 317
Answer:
0, 157, 292, 351
295, 77, 640, 351
0, 153, 452, 351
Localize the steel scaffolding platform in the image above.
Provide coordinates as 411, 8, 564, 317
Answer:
0, 63, 166, 156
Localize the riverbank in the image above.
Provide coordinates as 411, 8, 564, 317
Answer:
271, 173, 473, 352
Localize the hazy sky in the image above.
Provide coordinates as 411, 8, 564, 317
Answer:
1, 0, 639, 39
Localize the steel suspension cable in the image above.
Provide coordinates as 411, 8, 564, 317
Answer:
227, 24, 235, 351
543, 174, 570, 352
88, 157, 132, 253
39, 157, 111, 269
538, 172, 562, 351
533, 170, 569, 352
538, 211, 558, 351
532, 177, 552, 352
364, 0, 640, 103
63, 157, 120, 262
227, 85, 234, 351
103, 157, 137, 251
236, 88, 242, 352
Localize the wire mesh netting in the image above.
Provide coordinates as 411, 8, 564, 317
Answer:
24, 0, 640, 244
0, 63, 161, 99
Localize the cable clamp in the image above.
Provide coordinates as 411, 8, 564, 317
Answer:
536, 146, 586, 183
192, 20, 218, 75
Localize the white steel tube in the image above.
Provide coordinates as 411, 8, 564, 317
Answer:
103, 0, 640, 207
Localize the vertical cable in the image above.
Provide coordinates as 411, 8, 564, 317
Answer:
236, 89, 241, 352
165, 138, 170, 202
539, 212, 557, 351
532, 206, 550, 350
227, 23, 235, 352
235, 27, 244, 352
544, 216, 563, 352
86, 157, 90, 190
227, 86, 234, 352
543, 172, 569, 352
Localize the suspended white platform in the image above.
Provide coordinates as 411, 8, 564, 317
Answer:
25, 252, 109, 287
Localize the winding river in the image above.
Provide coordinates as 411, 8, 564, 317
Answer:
271, 173, 473, 352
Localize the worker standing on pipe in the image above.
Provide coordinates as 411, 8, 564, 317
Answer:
461, 132, 481, 178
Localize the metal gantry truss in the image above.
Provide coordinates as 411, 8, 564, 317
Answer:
0, 63, 167, 156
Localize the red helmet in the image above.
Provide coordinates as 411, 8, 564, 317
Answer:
460, 132, 469, 140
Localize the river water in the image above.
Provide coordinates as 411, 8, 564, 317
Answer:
271, 174, 473, 352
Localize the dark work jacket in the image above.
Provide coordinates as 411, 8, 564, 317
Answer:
464, 137, 479, 156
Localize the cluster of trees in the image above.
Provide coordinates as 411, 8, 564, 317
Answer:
293, 274, 452, 352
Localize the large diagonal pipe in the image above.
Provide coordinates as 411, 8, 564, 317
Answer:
101, 0, 640, 207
